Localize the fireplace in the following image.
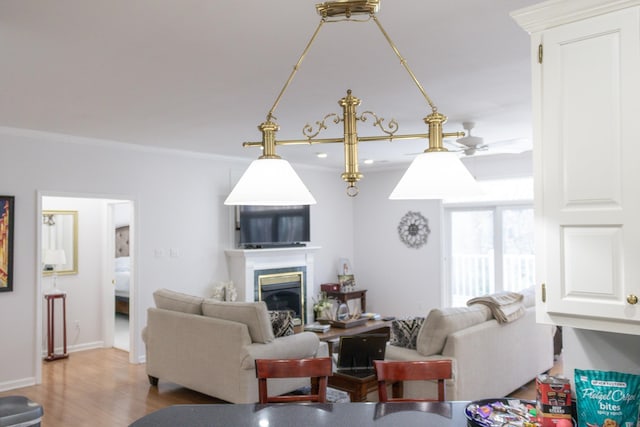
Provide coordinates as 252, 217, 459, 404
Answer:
255, 267, 306, 324
225, 246, 319, 324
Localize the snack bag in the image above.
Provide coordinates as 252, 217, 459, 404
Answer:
537, 374, 572, 427
575, 369, 640, 427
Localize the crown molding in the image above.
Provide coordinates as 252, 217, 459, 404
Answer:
511, 0, 640, 33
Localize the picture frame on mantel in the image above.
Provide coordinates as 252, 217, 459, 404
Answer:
0, 196, 15, 293
338, 258, 352, 276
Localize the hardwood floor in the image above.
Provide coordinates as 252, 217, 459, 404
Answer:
0, 348, 563, 426
507, 354, 564, 401
0, 349, 226, 426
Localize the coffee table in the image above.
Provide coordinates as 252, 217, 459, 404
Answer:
328, 371, 379, 402
308, 319, 391, 401
310, 319, 391, 354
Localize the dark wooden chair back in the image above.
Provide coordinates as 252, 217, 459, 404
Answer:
373, 359, 453, 402
255, 357, 333, 404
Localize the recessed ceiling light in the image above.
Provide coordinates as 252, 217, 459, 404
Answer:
363, 159, 374, 165
316, 152, 328, 158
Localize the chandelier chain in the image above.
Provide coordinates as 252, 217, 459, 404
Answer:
266, 8, 439, 122
371, 15, 438, 112
267, 18, 326, 121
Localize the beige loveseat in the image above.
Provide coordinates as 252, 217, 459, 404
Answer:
142, 289, 328, 403
384, 288, 554, 401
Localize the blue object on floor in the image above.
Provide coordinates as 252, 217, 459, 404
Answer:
0, 396, 43, 427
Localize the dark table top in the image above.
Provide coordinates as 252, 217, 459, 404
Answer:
130, 401, 470, 427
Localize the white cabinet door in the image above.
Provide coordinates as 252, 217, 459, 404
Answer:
534, 6, 640, 334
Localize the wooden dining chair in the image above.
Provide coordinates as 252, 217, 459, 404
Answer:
373, 359, 453, 402
255, 357, 333, 403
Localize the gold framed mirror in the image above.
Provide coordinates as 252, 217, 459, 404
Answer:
42, 210, 78, 275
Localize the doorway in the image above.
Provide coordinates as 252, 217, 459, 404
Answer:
39, 195, 136, 365
111, 202, 132, 352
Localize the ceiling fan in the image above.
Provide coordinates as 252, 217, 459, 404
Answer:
452, 122, 487, 156
446, 122, 531, 157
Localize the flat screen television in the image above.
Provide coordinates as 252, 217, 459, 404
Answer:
237, 205, 310, 248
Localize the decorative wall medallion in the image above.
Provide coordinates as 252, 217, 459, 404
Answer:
397, 211, 430, 249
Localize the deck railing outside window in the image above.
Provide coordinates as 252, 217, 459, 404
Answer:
450, 253, 535, 307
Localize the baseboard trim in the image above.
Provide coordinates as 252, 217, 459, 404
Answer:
68, 341, 105, 353
0, 377, 36, 393
41, 341, 105, 358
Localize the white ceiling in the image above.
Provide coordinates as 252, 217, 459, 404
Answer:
0, 0, 540, 169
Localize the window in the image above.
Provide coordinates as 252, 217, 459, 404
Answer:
444, 178, 534, 307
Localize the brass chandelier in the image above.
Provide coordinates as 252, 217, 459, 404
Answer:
224, 0, 480, 206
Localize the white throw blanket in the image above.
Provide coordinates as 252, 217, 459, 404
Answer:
467, 291, 525, 323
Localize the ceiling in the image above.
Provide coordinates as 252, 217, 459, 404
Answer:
0, 0, 540, 170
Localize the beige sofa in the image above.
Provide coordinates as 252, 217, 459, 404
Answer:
142, 289, 328, 403
384, 288, 554, 401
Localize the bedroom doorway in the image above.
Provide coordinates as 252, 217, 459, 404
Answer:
110, 201, 133, 353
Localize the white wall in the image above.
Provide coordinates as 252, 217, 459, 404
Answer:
353, 169, 444, 317
563, 328, 640, 386
0, 127, 353, 391
113, 202, 131, 228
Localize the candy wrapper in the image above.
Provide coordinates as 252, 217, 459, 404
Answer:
466, 399, 538, 427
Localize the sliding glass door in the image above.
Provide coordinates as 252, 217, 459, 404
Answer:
446, 204, 534, 307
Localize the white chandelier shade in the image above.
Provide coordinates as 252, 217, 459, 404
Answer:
224, 158, 317, 206
389, 151, 482, 200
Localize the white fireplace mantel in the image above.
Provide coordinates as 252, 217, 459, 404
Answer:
225, 246, 320, 319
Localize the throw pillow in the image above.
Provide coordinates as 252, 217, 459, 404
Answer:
416, 305, 492, 356
268, 310, 295, 338
224, 282, 238, 302
201, 300, 275, 344
153, 288, 204, 315
210, 284, 226, 301
210, 281, 238, 302
390, 317, 425, 349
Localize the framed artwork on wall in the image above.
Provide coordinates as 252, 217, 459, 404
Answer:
397, 211, 430, 249
0, 196, 15, 293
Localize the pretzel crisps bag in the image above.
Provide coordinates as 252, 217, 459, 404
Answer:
575, 369, 640, 427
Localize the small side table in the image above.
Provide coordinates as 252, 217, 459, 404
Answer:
44, 291, 68, 361
325, 289, 367, 312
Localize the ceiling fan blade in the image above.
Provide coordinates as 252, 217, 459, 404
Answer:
484, 138, 531, 153
444, 140, 466, 151
405, 136, 531, 159
456, 135, 485, 148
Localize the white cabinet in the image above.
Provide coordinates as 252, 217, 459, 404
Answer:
513, 0, 640, 335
